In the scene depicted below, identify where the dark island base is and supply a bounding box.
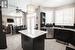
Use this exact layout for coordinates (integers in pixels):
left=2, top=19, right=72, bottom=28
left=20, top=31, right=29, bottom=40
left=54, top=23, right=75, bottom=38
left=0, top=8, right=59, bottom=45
left=21, top=34, right=46, bottom=50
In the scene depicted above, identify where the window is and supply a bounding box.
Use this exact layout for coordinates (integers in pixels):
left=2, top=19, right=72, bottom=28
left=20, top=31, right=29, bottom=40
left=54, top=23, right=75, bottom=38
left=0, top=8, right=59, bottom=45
left=45, top=11, right=53, bottom=24
left=55, top=7, right=74, bottom=26
left=55, top=9, right=64, bottom=25
left=14, top=17, right=23, bottom=26
left=1, top=0, right=8, bottom=8
left=63, top=8, right=74, bottom=26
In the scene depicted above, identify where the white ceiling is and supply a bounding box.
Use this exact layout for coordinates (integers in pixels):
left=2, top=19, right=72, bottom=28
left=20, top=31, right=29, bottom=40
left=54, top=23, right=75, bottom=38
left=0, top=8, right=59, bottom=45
left=31, top=0, right=75, bottom=7
left=2, top=0, right=75, bottom=16
left=8, top=0, right=75, bottom=9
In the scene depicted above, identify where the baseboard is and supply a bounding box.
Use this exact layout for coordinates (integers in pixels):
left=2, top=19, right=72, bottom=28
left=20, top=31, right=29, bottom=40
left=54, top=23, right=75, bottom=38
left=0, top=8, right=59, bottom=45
left=56, top=39, right=69, bottom=45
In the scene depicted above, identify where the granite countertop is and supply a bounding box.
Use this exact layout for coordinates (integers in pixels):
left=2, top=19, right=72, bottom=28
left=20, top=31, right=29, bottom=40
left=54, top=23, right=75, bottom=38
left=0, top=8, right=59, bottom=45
left=53, top=27, right=75, bottom=32
left=41, top=27, right=75, bottom=32
left=19, top=30, right=48, bottom=38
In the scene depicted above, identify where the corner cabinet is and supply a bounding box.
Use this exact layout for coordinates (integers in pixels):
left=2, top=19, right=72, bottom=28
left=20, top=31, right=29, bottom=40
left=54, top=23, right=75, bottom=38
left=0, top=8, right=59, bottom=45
left=40, top=12, right=46, bottom=27
left=21, top=34, right=46, bottom=50
left=40, top=12, right=46, bottom=31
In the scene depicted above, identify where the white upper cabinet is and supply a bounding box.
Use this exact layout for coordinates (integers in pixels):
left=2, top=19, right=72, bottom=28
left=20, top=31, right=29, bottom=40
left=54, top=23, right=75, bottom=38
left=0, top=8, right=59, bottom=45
left=55, top=7, right=74, bottom=26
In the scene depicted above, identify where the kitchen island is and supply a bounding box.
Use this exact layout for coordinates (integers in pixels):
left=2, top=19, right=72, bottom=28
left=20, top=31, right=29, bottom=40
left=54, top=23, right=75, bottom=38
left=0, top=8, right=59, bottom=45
left=19, top=30, right=47, bottom=50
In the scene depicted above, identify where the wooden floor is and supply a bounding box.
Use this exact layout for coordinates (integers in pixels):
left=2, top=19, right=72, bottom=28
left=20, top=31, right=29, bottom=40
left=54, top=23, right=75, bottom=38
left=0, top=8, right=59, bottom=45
left=0, top=34, right=66, bottom=50
left=0, top=34, right=23, bottom=50
left=45, top=39, right=66, bottom=50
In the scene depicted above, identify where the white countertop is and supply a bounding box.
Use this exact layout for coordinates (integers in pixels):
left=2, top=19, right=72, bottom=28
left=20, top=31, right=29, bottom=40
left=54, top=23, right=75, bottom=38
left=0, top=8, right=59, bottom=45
left=19, top=30, right=48, bottom=38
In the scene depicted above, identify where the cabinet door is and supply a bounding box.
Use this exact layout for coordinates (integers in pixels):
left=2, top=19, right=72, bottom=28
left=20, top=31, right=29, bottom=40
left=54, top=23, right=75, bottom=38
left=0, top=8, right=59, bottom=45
left=66, top=47, right=75, bottom=50
left=0, top=32, right=7, bottom=49
left=54, top=29, right=72, bottom=43
left=21, top=34, right=33, bottom=50
left=70, top=31, right=75, bottom=46
left=40, top=12, right=45, bottom=27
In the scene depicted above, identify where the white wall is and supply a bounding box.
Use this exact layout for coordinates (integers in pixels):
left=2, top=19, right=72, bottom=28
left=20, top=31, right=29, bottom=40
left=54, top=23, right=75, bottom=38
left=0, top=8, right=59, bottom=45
left=2, top=15, right=23, bottom=26
left=2, top=16, right=14, bottom=26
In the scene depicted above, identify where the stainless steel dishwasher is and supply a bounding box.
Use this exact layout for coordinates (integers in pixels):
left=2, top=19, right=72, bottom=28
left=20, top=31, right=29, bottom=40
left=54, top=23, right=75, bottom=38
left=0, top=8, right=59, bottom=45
left=46, top=27, right=54, bottom=38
